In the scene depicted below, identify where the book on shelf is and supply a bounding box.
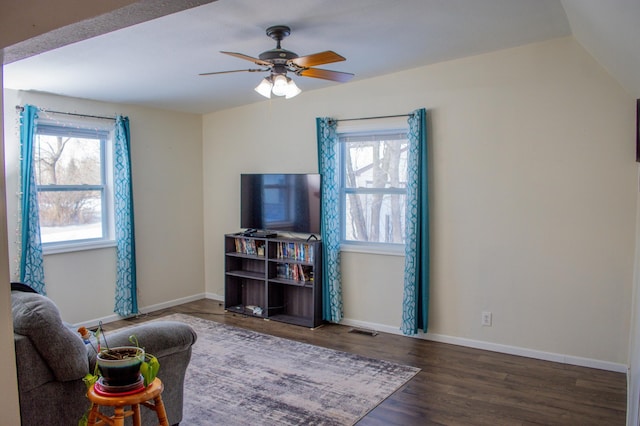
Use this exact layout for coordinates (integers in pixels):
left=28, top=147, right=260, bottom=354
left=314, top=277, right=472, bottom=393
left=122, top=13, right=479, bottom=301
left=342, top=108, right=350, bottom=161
left=276, top=263, right=312, bottom=282
left=234, top=238, right=265, bottom=256
left=275, top=241, right=314, bottom=262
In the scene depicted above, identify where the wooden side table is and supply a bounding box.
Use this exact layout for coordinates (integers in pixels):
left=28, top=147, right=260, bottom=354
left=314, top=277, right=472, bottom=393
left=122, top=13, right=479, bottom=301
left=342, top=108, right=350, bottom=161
left=86, top=377, right=169, bottom=426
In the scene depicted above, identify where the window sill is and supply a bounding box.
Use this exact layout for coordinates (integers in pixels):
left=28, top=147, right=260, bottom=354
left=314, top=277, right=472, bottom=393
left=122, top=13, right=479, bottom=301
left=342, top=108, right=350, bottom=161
left=340, top=243, right=405, bottom=257
left=43, top=239, right=116, bottom=255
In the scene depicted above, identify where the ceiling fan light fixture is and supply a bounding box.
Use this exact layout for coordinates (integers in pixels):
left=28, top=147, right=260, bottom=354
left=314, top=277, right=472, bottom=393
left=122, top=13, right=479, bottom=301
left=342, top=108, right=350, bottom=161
left=284, top=78, right=301, bottom=99
left=255, top=71, right=302, bottom=100
left=254, top=77, right=272, bottom=98
left=271, top=74, right=290, bottom=97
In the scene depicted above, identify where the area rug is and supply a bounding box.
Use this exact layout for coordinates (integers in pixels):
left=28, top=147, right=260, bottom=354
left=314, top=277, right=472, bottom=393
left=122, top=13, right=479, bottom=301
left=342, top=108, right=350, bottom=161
left=160, top=313, right=420, bottom=426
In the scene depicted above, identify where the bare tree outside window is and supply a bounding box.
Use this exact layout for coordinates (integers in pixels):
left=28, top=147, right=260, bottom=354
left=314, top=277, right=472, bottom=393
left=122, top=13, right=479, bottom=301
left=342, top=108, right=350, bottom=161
left=34, top=127, right=107, bottom=244
left=341, top=132, right=408, bottom=245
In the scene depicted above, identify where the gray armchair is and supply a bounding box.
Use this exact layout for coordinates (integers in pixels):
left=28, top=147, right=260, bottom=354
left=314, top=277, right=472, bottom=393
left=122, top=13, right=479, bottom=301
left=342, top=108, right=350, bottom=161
left=11, top=289, right=197, bottom=426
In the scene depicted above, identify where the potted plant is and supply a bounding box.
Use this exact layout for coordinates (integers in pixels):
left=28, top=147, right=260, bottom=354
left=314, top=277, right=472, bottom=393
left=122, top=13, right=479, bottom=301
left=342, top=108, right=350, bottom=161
left=96, top=345, right=145, bottom=387
left=77, top=325, right=160, bottom=425
left=77, top=325, right=160, bottom=389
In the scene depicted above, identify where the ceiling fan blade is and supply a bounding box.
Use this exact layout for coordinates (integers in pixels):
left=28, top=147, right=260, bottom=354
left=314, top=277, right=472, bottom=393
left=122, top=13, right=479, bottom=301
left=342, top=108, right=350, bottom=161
left=221, top=51, right=272, bottom=67
left=289, top=51, right=345, bottom=68
left=199, top=69, right=267, bottom=76
left=299, top=68, right=354, bottom=82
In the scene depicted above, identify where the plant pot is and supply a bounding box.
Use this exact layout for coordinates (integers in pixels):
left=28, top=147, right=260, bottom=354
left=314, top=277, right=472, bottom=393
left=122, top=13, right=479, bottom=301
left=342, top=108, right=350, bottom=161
left=96, top=346, right=144, bottom=387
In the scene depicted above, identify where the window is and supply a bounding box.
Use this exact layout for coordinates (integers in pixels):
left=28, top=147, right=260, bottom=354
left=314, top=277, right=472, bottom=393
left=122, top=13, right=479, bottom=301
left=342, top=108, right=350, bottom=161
left=339, top=130, right=409, bottom=246
left=34, top=123, right=114, bottom=249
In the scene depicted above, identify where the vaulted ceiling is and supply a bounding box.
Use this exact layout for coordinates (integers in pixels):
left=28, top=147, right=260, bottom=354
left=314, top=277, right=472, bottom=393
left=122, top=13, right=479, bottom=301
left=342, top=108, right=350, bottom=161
left=3, top=0, right=639, bottom=114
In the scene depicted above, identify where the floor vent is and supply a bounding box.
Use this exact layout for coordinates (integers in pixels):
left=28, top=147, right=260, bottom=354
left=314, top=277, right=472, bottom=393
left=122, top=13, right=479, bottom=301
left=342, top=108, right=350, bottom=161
left=348, top=327, right=378, bottom=337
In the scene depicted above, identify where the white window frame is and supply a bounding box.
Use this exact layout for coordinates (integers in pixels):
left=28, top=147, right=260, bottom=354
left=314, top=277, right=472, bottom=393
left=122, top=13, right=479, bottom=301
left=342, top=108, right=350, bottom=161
left=337, top=121, right=409, bottom=256
left=35, top=121, right=116, bottom=254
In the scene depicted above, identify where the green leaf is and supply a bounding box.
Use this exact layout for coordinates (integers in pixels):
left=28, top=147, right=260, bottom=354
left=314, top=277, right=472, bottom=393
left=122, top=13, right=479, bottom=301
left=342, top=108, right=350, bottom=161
left=82, top=373, right=99, bottom=390
left=141, top=355, right=160, bottom=386
left=79, top=402, right=94, bottom=426
left=78, top=412, right=88, bottom=426
left=128, top=334, right=140, bottom=347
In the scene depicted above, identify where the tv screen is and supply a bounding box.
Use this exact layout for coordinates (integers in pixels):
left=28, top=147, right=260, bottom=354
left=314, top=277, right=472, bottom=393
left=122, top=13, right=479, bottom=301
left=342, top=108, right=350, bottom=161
left=241, top=173, right=321, bottom=235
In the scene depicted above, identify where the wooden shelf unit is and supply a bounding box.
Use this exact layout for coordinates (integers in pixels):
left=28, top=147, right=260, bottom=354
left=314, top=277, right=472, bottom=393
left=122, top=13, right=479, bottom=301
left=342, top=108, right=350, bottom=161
left=224, top=234, right=323, bottom=328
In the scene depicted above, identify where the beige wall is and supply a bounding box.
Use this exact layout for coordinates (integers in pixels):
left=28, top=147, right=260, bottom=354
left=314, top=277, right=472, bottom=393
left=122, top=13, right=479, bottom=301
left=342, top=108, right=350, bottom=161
left=3, top=89, right=205, bottom=324
left=0, top=62, right=21, bottom=426
left=203, top=37, right=636, bottom=366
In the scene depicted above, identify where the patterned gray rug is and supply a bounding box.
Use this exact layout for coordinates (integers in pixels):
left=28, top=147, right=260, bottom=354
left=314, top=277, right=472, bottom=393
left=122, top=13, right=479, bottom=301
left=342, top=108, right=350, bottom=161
left=161, top=314, right=420, bottom=426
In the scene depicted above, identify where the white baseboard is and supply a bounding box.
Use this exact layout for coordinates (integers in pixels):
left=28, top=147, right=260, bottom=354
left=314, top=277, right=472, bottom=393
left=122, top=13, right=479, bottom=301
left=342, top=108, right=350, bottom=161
left=204, top=292, right=224, bottom=301
left=339, top=317, right=628, bottom=374
left=76, top=295, right=627, bottom=374
left=75, top=293, right=208, bottom=328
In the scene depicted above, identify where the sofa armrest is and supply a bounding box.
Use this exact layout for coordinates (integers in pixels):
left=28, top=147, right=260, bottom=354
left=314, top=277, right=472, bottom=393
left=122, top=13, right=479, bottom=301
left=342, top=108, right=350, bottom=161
left=88, top=320, right=197, bottom=363
left=85, top=320, right=196, bottom=425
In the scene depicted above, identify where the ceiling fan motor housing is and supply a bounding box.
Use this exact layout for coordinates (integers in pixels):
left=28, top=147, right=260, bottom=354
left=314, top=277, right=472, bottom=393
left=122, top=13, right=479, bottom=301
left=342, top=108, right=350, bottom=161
left=259, top=48, right=298, bottom=63
left=259, top=25, right=299, bottom=67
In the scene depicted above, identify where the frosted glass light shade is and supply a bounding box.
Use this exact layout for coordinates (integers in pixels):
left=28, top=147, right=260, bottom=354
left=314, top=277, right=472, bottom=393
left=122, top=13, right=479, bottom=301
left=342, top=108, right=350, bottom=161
left=254, top=78, right=272, bottom=98
left=255, top=75, right=301, bottom=99
left=271, top=75, right=289, bottom=96
left=285, top=79, right=301, bottom=99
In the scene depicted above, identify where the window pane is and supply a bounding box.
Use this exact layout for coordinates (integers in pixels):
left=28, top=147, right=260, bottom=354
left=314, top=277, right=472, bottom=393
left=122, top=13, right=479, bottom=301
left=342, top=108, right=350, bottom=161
left=345, top=193, right=406, bottom=244
left=34, top=135, right=102, bottom=185
left=340, top=131, right=409, bottom=246
left=343, top=139, right=408, bottom=189
left=38, top=190, right=103, bottom=243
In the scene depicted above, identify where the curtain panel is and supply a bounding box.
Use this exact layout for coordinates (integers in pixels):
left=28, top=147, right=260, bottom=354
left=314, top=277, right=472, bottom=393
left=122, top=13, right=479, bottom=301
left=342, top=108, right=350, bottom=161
left=316, top=111, right=429, bottom=330
left=316, top=117, right=344, bottom=322
left=19, top=104, right=46, bottom=294
left=401, top=108, right=430, bottom=334
left=113, top=116, right=138, bottom=316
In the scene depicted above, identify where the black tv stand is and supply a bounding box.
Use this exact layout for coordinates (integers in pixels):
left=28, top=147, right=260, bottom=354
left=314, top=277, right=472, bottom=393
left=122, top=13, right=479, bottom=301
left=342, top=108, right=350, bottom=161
left=225, top=233, right=323, bottom=328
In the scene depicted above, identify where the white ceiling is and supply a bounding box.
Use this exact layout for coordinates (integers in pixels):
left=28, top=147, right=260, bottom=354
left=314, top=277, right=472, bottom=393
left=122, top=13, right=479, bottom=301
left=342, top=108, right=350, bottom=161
left=3, top=0, right=638, bottom=114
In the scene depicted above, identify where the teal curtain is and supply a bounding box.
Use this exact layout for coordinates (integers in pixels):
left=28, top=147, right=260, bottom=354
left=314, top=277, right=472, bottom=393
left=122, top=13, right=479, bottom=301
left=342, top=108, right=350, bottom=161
left=401, top=108, right=430, bottom=334
left=19, top=105, right=46, bottom=294
left=316, top=117, right=343, bottom=322
left=113, top=116, right=138, bottom=316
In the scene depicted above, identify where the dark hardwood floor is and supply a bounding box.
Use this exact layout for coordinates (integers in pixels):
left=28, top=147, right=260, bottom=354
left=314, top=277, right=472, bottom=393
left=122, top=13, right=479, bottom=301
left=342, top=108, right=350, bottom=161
left=106, top=299, right=627, bottom=425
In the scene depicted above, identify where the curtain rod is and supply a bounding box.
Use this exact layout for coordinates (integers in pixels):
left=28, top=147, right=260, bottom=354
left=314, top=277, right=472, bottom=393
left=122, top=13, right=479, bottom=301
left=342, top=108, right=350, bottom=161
left=329, top=113, right=414, bottom=124
left=15, top=105, right=115, bottom=121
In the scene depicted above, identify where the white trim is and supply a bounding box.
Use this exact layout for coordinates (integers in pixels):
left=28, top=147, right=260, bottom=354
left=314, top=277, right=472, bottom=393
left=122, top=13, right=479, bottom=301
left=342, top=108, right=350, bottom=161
left=44, top=239, right=116, bottom=255
left=336, top=116, right=408, bottom=133
left=74, top=294, right=626, bottom=374
left=204, top=292, right=224, bottom=301
left=72, top=292, right=206, bottom=328
left=339, top=317, right=628, bottom=373
left=340, top=243, right=405, bottom=256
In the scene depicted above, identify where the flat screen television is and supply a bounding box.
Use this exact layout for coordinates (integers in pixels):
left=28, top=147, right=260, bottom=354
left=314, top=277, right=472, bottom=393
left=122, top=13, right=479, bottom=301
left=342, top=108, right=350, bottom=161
left=241, top=173, right=321, bottom=235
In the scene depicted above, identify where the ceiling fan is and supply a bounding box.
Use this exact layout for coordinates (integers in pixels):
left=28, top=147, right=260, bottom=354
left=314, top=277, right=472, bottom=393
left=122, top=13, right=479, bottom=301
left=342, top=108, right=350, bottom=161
left=199, top=25, right=354, bottom=99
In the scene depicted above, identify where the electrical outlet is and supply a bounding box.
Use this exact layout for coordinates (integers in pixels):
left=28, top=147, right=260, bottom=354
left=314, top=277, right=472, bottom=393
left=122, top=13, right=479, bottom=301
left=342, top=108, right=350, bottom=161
left=482, top=311, right=492, bottom=327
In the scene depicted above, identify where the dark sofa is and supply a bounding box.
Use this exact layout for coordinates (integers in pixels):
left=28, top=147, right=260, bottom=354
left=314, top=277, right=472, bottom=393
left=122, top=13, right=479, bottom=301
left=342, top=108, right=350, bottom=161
left=11, top=289, right=197, bottom=425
